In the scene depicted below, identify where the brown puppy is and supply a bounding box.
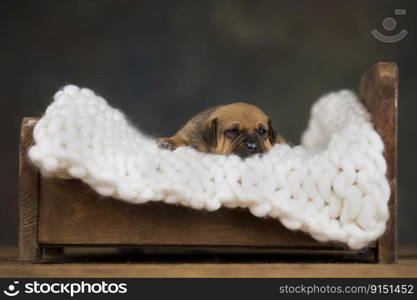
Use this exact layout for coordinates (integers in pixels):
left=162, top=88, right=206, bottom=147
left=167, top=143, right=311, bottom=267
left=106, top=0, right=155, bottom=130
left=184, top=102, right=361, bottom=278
left=159, top=102, right=285, bottom=158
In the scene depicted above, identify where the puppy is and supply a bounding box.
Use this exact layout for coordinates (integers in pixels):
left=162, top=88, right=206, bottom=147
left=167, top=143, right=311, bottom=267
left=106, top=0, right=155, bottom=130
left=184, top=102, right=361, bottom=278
left=159, top=102, right=285, bottom=158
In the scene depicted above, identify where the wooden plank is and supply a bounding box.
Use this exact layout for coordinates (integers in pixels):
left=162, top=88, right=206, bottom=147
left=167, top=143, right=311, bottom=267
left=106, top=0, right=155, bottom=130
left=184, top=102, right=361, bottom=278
left=18, top=118, right=41, bottom=261
left=3, top=247, right=416, bottom=277
left=359, top=62, right=398, bottom=263
left=0, top=259, right=416, bottom=278
left=39, top=177, right=355, bottom=250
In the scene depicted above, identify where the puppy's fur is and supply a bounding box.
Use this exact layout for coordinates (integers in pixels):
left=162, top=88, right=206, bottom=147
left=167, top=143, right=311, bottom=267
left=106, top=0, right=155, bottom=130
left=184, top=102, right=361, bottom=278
left=159, top=102, right=285, bottom=158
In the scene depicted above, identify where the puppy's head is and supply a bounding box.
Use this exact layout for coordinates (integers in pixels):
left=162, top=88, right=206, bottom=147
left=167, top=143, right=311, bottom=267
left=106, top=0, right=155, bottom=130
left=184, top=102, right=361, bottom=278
left=203, top=102, right=278, bottom=158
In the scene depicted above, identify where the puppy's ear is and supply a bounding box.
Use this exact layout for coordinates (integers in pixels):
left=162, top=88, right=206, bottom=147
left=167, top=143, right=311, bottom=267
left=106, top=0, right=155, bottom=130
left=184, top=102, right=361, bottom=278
left=203, top=117, right=218, bottom=148
left=267, top=119, right=277, bottom=144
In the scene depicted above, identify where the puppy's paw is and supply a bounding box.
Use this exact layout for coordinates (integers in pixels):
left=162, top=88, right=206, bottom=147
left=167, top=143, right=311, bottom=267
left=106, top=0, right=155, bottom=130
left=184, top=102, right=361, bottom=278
left=157, top=138, right=177, bottom=151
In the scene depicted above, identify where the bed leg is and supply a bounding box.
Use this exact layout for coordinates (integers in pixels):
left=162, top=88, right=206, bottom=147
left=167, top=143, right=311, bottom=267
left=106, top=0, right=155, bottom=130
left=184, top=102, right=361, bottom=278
left=359, top=62, right=398, bottom=263
left=19, top=118, right=41, bottom=262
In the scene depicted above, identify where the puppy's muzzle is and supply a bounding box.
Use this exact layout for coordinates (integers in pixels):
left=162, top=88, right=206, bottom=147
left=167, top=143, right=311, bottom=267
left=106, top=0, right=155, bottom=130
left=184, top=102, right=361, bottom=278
left=233, top=135, right=265, bottom=158
left=244, top=136, right=259, bottom=154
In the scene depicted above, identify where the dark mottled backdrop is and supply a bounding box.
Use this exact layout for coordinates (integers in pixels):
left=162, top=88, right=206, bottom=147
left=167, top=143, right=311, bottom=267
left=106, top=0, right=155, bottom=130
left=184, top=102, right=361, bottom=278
left=1, top=0, right=416, bottom=246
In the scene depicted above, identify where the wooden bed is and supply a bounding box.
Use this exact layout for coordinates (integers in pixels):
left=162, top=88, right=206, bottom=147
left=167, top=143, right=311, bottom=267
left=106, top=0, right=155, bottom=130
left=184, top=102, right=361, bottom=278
left=18, top=62, right=398, bottom=263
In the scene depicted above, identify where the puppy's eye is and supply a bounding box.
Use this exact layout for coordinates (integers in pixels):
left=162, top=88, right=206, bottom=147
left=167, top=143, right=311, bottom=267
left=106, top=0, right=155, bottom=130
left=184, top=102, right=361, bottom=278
left=257, top=128, right=268, bottom=136
left=224, top=128, right=239, bottom=138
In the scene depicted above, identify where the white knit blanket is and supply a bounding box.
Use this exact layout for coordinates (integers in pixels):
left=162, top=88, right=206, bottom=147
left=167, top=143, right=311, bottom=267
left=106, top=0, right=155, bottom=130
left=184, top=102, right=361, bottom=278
left=29, top=85, right=390, bottom=249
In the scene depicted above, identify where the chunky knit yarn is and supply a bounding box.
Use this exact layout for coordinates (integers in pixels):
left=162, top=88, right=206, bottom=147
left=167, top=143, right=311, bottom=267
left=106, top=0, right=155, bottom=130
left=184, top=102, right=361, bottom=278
left=29, top=85, right=390, bottom=249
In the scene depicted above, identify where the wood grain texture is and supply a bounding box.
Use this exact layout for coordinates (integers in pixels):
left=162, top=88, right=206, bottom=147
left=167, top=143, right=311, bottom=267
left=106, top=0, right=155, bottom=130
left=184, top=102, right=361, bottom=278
left=1, top=259, right=416, bottom=278
left=39, top=177, right=360, bottom=249
left=3, top=247, right=416, bottom=277
left=359, top=62, right=398, bottom=263
left=18, top=118, right=41, bottom=261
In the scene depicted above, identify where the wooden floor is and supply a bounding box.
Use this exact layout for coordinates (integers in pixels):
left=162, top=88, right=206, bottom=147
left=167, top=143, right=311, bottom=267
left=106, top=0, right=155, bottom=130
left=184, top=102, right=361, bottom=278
left=0, top=247, right=416, bottom=278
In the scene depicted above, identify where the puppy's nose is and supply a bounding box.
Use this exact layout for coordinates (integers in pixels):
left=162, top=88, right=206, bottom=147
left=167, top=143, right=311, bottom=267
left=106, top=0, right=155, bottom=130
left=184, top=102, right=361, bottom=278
left=246, top=142, right=258, bottom=152
left=244, top=135, right=259, bottom=153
